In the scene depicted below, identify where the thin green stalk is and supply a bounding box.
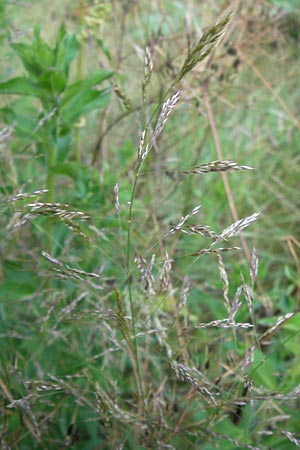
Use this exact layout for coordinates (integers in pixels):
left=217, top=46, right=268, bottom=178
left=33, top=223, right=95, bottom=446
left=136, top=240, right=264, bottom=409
left=125, top=163, right=145, bottom=370
left=125, top=85, right=179, bottom=445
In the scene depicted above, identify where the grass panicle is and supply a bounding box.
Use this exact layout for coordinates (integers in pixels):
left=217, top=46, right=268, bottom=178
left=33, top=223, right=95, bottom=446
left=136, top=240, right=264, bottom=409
left=175, top=12, right=233, bottom=84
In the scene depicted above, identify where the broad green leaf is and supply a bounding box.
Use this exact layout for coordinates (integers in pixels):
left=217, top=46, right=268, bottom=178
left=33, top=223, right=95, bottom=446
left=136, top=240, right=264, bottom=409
left=11, top=26, right=55, bottom=79
left=61, top=70, right=113, bottom=105
left=60, top=89, right=110, bottom=124
left=0, top=76, right=45, bottom=97
left=32, top=25, right=55, bottom=69
left=50, top=162, right=81, bottom=182
left=55, top=22, right=67, bottom=50
left=50, top=70, right=68, bottom=94
left=38, top=68, right=67, bottom=95
left=56, top=33, right=79, bottom=76
left=10, top=43, right=43, bottom=77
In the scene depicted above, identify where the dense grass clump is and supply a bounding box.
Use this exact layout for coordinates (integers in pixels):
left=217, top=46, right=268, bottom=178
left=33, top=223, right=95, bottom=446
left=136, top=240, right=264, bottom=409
left=1, top=1, right=300, bottom=449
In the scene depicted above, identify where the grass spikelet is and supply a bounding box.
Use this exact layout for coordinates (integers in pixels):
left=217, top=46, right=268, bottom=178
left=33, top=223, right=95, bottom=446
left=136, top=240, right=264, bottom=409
left=174, top=223, right=218, bottom=238
left=11, top=202, right=90, bottom=239
left=258, top=312, right=295, bottom=348
left=7, top=395, right=40, bottom=439
left=56, top=292, right=87, bottom=321
left=218, top=212, right=260, bottom=241
left=134, top=254, right=156, bottom=296
left=242, top=280, right=254, bottom=324
left=250, top=247, right=259, bottom=287
left=150, top=91, right=180, bottom=148
left=183, top=160, right=253, bottom=175
left=95, top=384, right=134, bottom=423
left=170, top=361, right=217, bottom=405
left=159, top=251, right=173, bottom=293
left=190, top=319, right=253, bottom=329
left=166, top=204, right=201, bottom=236
left=175, top=13, right=233, bottom=83
left=217, top=254, right=230, bottom=313
left=137, top=130, right=146, bottom=160
left=41, top=251, right=102, bottom=282
left=142, top=46, right=153, bottom=103
left=177, top=276, right=190, bottom=312
left=191, top=246, right=240, bottom=256
left=3, top=189, right=48, bottom=204
left=280, top=430, right=300, bottom=446
left=113, top=182, right=120, bottom=214
left=111, top=78, right=133, bottom=112
left=227, top=285, right=242, bottom=323
left=153, top=315, right=173, bottom=359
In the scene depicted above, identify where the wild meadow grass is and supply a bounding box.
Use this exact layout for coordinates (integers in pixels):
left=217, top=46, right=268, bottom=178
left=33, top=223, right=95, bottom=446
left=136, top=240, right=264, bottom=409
left=1, top=1, right=300, bottom=449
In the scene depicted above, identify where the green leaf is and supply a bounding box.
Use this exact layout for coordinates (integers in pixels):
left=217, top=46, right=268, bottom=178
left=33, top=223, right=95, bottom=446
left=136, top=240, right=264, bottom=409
left=11, top=26, right=55, bottom=79
left=60, top=89, right=110, bottom=124
left=10, top=43, right=43, bottom=77
left=0, top=76, right=45, bottom=97
left=55, top=23, right=67, bottom=50
left=56, top=33, right=79, bottom=76
left=50, top=162, right=81, bottom=182
left=32, top=25, right=55, bottom=69
left=38, top=68, right=67, bottom=95
left=59, top=70, right=113, bottom=123
left=61, top=70, right=113, bottom=105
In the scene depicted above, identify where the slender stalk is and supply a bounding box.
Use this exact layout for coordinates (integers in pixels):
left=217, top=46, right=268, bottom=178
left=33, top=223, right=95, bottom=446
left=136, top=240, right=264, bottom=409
left=126, top=159, right=157, bottom=447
